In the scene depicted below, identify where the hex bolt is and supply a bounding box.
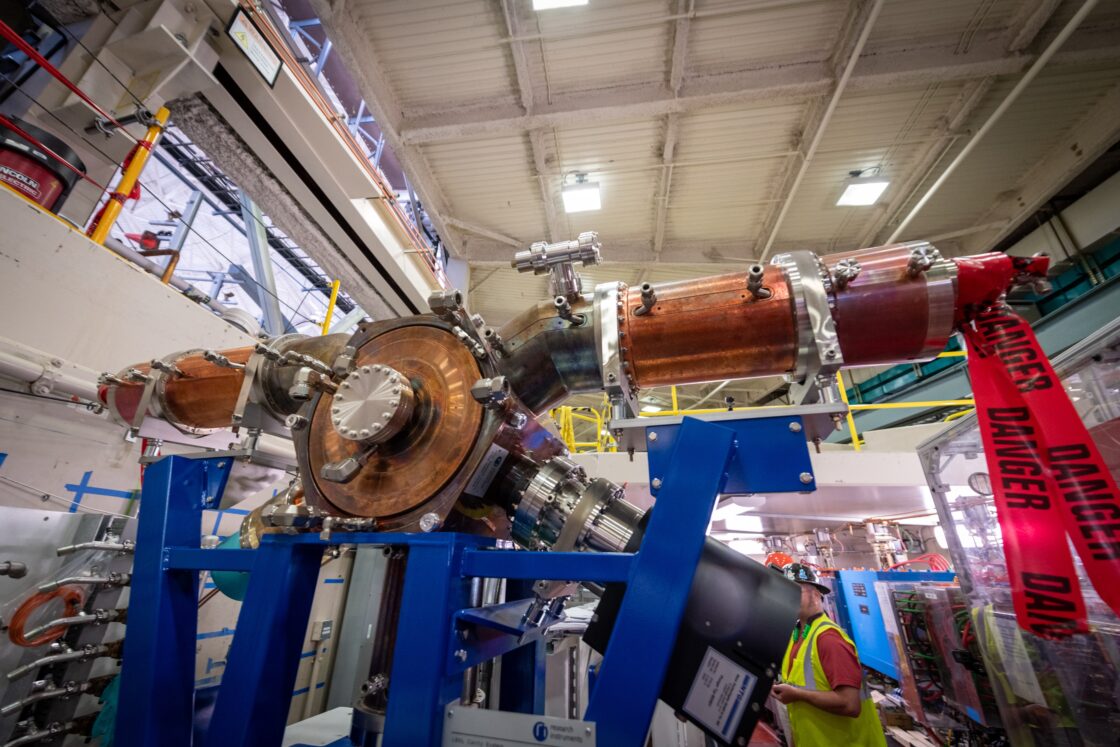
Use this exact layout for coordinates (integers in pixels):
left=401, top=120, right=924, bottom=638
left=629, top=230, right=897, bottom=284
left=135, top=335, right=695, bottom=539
left=470, top=376, right=510, bottom=408
left=648, top=431, right=658, bottom=441
left=285, top=414, right=308, bottom=430
left=454, top=649, right=467, bottom=662
left=419, top=512, right=441, bottom=533
left=651, top=477, right=663, bottom=489
left=799, top=472, right=813, bottom=484
left=788, top=421, right=802, bottom=433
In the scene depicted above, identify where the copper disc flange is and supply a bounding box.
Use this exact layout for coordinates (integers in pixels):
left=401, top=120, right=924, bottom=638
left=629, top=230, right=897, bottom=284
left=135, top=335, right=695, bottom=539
left=299, top=321, right=486, bottom=525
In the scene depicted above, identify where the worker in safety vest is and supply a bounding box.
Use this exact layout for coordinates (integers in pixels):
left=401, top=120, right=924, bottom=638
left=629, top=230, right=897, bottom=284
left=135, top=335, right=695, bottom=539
left=770, top=563, right=886, bottom=747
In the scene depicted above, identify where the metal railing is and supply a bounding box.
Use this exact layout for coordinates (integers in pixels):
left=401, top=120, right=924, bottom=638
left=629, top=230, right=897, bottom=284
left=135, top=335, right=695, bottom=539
left=549, top=350, right=976, bottom=453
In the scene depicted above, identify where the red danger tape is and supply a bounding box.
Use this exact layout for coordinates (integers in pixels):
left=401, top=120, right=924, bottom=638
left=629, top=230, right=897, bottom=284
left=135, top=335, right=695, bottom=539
left=963, top=306, right=1120, bottom=638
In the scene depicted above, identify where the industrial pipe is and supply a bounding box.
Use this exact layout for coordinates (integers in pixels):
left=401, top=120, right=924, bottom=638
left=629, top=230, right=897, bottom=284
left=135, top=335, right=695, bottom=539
left=102, top=334, right=350, bottom=433
left=6, top=641, right=121, bottom=682
left=99, top=241, right=1044, bottom=530
left=102, top=238, right=227, bottom=313
left=0, top=350, right=100, bottom=402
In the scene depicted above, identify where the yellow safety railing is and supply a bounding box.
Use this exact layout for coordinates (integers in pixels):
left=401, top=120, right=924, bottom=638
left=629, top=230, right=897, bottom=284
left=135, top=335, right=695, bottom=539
left=549, top=405, right=617, bottom=453
left=603, top=348, right=974, bottom=451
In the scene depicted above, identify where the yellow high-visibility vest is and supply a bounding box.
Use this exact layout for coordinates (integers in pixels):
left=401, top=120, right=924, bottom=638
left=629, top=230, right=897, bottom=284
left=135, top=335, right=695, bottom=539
left=780, top=615, right=887, bottom=747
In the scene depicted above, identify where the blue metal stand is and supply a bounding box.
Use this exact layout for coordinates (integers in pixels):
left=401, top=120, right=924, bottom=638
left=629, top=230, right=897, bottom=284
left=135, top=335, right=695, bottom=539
left=114, top=416, right=812, bottom=746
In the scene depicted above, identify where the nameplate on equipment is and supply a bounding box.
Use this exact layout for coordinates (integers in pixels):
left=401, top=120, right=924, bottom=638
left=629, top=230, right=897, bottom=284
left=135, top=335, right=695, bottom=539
left=463, top=444, right=509, bottom=497
left=682, top=647, right=756, bottom=741
left=442, top=704, right=595, bottom=747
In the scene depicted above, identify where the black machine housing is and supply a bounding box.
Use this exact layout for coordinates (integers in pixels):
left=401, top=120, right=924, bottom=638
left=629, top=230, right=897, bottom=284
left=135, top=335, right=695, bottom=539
left=584, top=523, right=799, bottom=745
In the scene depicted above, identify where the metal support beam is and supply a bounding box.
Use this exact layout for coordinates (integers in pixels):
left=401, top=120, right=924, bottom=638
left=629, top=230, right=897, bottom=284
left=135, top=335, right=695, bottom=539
left=167, top=190, right=202, bottom=253
left=332, top=306, right=368, bottom=333
left=309, top=0, right=461, bottom=258
left=652, top=114, right=680, bottom=262
left=500, top=0, right=566, bottom=243
left=240, top=191, right=287, bottom=336
left=444, top=218, right=523, bottom=248
left=529, top=129, right=567, bottom=242
left=758, top=0, right=884, bottom=261
left=312, top=38, right=332, bottom=76
left=962, top=80, right=1120, bottom=255
left=397, top=30, right=1120, bottom=145
left=855, top=78, right=992, bottom=248
left=886, top=0, right=1101, bottom=244
left=349, top=99, right=366, bottom=134
left=652, top=1, right=690, bottom=262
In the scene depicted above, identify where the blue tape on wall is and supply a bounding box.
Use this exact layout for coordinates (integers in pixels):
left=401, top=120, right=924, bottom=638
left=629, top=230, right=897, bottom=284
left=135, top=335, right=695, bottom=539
left=64, top=471, right=138, bottom=513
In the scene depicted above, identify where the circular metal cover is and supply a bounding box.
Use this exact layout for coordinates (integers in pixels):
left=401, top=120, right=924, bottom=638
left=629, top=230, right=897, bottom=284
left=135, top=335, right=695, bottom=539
left=301, top=322, right=486, bottom=523
left=330, top=364, right=415, bottom=443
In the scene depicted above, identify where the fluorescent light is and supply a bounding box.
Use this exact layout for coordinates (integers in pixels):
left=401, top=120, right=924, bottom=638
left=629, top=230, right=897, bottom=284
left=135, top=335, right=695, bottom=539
left=533, top=0, right=588, bottom=9
left=640, top=404, right=662, bottom=413
left=562, top=180, right=601, bottom=213
left=725, top=515, right=764, bottom=533
left=836, top=177, right=889, bottom=206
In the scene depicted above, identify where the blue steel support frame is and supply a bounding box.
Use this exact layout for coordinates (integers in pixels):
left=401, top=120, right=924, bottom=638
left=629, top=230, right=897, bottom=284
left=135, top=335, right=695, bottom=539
left=116, top=455, right=233, bottom=747
left=116, top=415, right=810, bottom=747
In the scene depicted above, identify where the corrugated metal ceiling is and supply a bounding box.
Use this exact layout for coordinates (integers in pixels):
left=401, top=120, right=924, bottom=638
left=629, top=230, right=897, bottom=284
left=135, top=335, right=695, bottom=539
left=338, top=0, right=1120, bottom=326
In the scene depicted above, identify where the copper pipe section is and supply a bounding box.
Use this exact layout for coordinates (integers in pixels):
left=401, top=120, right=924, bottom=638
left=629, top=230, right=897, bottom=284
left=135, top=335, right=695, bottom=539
left=821, top=242, right=956, bottom=366
left=620, top=266, right=798, bottom=388
left=615, top=244, right=1040, bottom=391
left=102, top=334, right=350, bottom=432
left=106, top=345, right=255, bottom=431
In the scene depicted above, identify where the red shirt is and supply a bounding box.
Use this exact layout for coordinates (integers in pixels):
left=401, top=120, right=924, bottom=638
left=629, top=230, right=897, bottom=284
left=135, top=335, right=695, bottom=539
left=785, top=616, right=863, bottom=691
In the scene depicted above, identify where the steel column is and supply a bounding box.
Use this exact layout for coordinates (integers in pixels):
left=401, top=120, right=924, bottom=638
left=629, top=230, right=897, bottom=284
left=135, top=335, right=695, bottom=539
left=239, top=191, right=286, bottom=335
left=167, top=190, right=203, bottom=253
left=382, top=536, right=482, bottom=745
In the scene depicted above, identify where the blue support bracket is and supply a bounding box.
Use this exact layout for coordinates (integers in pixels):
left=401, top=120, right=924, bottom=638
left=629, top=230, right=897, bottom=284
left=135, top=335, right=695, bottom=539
left=164, top=547, right=256, bottom=572
left=460, top=549, right=634, bottom=582
left=585, top=417, right=737, bottom=746
left=646, top=414, right=814, bottom=495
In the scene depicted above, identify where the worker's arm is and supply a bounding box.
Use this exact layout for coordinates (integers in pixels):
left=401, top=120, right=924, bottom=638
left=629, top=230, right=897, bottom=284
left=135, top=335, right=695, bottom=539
left=771, top=683, right=862, bottom=718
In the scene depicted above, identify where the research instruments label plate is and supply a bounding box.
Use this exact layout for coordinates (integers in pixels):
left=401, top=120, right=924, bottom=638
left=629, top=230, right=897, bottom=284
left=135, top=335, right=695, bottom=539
left=443, top=704, right=595, bottom=746
left=682, top=647, right=756, bottom=741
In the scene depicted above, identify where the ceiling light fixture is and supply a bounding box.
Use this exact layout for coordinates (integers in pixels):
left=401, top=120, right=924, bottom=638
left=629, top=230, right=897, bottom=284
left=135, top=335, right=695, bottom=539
left=837, top=172, right=889, bottom=207
left=533, top=0, right=589, bottom=10
left=562, top=173, right=601, bottom=213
